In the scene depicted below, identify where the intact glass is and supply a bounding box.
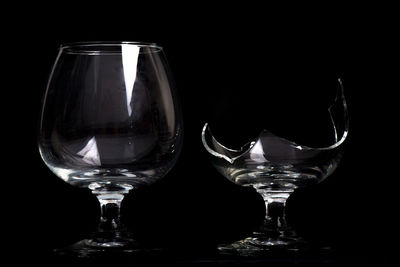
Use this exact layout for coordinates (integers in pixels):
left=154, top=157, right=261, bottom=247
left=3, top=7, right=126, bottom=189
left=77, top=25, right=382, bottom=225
left=38, top=42, right=183, bottom=255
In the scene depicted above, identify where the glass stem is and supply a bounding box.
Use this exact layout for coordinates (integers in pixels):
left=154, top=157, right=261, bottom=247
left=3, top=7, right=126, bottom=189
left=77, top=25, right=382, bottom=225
left=95, top=193, right=125, bottom=235
left=84, top=183, right=135, bottom=247
left=255, top=189, right=292, bottom=236
left=89, top=182, right=133, bottom=239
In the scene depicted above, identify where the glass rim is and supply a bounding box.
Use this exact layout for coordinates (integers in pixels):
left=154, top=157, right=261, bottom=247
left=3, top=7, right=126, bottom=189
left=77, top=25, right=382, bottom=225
left=60, top=41, right=163, bottom=55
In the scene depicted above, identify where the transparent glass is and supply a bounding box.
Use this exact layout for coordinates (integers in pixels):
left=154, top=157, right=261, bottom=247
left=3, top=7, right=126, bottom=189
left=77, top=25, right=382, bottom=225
left=201, top=78, right=348, bottom=255
left=38, top=41, right=183, bottom=255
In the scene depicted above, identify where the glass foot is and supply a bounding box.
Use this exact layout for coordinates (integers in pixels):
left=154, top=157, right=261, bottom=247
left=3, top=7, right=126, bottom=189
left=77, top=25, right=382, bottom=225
left=54, top=239, right=133, bottom=258
left=219, top=236, right=301, bottom=257
left=218, top=232, right=331, bottom=258
left=53, top=236, right=164, bottom=259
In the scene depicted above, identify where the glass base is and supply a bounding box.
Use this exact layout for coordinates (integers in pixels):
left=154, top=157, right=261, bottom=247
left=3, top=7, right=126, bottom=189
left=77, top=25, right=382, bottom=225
left=54, top=239, right=133, bottom=258
left=53, top=236, right=164, bottom=259
left=218, top=231, right=330, bottom=257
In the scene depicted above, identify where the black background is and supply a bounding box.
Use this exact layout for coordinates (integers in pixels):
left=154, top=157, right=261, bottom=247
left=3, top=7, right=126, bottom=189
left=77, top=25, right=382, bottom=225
left=3, top=3, right=397, bottom=265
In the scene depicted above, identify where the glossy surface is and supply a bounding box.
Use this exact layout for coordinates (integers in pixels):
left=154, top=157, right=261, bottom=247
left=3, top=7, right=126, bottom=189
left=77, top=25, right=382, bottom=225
left=39, top=42, right=183, bottom=191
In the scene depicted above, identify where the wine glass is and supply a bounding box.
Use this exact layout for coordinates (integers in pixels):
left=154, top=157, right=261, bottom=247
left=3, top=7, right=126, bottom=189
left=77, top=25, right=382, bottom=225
left=201, top=78, right=349, bottom=255
left=38, top=41, right=183, bottom=256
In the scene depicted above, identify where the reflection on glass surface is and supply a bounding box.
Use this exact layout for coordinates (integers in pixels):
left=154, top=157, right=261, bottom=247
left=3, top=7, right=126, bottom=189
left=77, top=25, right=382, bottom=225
left=121, top=44, right=139, bottom=116
left=77, top=136, right=101, bottom=166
